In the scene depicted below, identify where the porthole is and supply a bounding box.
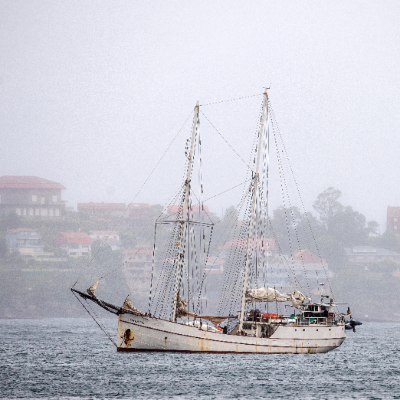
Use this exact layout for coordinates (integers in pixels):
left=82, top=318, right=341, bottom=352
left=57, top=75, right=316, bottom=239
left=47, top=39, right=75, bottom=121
left=329, top=328, right=331, bottom=331
left=295, top=329, right=297, bottom=331
left=303, top=329, right=305, bottom=331
left=316, top=329, right=318, bottom=331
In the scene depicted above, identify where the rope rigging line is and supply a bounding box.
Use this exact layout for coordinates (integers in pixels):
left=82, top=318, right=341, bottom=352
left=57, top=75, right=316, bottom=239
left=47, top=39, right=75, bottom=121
left=200, top=92, right=263, bottom=107
left=200, top=109, right=252, bottom=170
left=72, top=290, right=117, bottom=347
left=269, top=102, right=334, bottom=298
left=72, top=110, right=193, bottom=290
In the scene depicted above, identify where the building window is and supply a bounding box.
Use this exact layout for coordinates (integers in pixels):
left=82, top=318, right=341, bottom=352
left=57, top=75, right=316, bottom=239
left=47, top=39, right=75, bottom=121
left=55, top=208, right=60, bottom=216
left=35, top=208, right=39, bottom=216
left=395, top=226, right=398, bottom=230
left=40, top=197, right=45, bottom=204
left=395, top=218, right=398, bottom=222
left=16, top=208, right=21, bottom=216
left=32, top=195, right=37, bottom=202
left=23, top=208, right=26, bottom=216
left=49, top=209, right=54, bottom=217
left=29, top=209, right=33, bottom=216
left=52, top=195, right=58, bottom=202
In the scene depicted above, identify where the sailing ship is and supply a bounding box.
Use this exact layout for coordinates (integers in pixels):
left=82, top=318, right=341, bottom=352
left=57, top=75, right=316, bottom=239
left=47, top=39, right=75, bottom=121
left=72, top=89, right=348, bottom=354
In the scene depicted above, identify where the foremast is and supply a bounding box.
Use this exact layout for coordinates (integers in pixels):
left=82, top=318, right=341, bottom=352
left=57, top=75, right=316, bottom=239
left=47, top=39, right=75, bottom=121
left=238, top=89, right=269, bottom=333
left=171, top=101, right=200, bottom=322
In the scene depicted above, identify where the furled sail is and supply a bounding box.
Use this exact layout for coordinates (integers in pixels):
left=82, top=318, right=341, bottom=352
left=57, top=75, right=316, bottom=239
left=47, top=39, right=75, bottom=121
left=87, top=279, right=100, bottom=297
left=176, top=294, right=189, bottom=316
left=122, top=296, right=145, bottom=315
left=290, top=289, right=308, bottom=308
left=245, top=287, right=307, bottom=307
left=246, top=287, right=290, bottom=302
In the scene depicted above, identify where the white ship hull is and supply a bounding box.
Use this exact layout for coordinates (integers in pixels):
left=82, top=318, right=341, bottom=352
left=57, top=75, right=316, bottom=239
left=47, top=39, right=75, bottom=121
left=117, top=314, right=346, bottom=354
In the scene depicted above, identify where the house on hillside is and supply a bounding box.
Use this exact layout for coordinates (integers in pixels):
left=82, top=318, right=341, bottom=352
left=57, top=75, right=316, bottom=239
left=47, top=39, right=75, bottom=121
left=290, top=249, right=330, bottom=279
left=54, top=232, right=92, bottom=257
left=123, top=248, right=153, bottom=276
left=0, top=176, right=65, bottom=218
left=387, top=207, right=400, bottom=235
left=6, top=228, right=44, bottom=255
left=345, top=246, right=400, bottom=264
left=89, top=230, right=122, bottom=251
left=204, top=256, right=225, bottom=274
left=77, top=202, right=126, bottom=217
left=218, top=238, right=277, bottom=260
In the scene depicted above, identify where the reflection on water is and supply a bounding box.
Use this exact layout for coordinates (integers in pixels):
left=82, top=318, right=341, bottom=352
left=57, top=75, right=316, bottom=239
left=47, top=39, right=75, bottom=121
left=0, top=318, right=399, bottom=399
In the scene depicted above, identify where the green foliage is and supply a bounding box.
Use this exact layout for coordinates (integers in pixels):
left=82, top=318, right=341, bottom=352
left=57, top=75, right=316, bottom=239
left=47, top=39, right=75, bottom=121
left=332, top=261, right=400, bottom=320
left=313, top=187, right=344, bottom=224
left=213, top=206, right=237, bottom=243
left=0, top=212, right=21, bottom=233
left=311, top=187, right=379, bottom=268
left=0, top=237, right=7, bottom=258
left=369, top=230, right=400, bottom=253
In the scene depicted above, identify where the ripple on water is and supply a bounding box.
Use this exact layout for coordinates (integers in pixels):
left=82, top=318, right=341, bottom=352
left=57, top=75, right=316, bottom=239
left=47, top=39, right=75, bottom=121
left=0, top=319, right=399, bottom=399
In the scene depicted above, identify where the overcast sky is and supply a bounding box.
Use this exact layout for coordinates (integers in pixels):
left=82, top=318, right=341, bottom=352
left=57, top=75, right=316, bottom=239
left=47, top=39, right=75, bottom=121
left=1, top=1, right=399, bottom=231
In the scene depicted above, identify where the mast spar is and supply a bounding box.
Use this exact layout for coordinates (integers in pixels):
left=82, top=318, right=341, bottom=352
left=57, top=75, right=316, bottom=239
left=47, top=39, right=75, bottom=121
left=238, top=89, right=269, bottom=333
left=171, top=101, right=199, bottom=322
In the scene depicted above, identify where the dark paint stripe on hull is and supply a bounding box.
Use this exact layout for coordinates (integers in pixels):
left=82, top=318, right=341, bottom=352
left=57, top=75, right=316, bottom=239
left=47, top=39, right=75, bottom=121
left=117, top=347, right=338, bottom=354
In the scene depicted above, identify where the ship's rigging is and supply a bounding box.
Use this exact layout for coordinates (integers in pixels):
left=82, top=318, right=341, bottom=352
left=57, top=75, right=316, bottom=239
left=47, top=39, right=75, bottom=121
left=71, top=88, right=348, bottom=354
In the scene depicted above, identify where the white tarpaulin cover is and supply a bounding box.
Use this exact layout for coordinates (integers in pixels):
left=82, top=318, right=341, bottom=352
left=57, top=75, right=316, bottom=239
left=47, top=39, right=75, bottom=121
left=245, top=287, right=307, bottom=307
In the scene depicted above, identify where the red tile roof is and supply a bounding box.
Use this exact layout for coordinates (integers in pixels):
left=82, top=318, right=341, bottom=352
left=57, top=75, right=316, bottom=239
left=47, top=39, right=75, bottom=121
left=54, top=232, right=92, bottom=245
left=293, top=249, right=326, bottom=263
left=0, top=176, right=65, bottom=189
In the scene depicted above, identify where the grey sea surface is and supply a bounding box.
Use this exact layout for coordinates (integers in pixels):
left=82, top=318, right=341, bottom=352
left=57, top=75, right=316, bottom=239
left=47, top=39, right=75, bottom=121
left=0, top=318, right=399, bottom=399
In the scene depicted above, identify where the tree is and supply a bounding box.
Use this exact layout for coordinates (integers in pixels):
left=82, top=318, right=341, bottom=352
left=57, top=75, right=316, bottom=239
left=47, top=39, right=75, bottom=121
left=313, top=187, right=344, bottom=225
left=328, top=206, right=369, bottom=247
left=0, top=213, right=21, bottom=233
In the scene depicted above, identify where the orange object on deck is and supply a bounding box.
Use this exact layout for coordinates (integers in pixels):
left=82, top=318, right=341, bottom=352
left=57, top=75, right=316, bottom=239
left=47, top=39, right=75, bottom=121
left=261, top=313, right=278, bottom=319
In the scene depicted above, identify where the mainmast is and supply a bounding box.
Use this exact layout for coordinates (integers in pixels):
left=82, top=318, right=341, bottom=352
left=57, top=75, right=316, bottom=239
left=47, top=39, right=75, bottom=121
left=238, top=89, right=269, bottom=333
left=171, top=101, right=200, bottom=322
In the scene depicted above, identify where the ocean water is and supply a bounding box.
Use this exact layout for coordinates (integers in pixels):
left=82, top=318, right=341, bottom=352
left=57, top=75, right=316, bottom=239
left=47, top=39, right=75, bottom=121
left=0, top=318, right=399, bottom=399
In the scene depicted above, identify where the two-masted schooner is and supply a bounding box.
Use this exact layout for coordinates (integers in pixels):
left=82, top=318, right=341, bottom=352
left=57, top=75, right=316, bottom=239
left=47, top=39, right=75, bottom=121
left=72, top=89, right=348, bottom=353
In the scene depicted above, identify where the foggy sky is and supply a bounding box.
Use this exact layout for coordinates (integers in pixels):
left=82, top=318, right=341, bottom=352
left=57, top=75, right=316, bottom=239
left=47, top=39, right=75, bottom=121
left=1, top=1, right=399, bottom=231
